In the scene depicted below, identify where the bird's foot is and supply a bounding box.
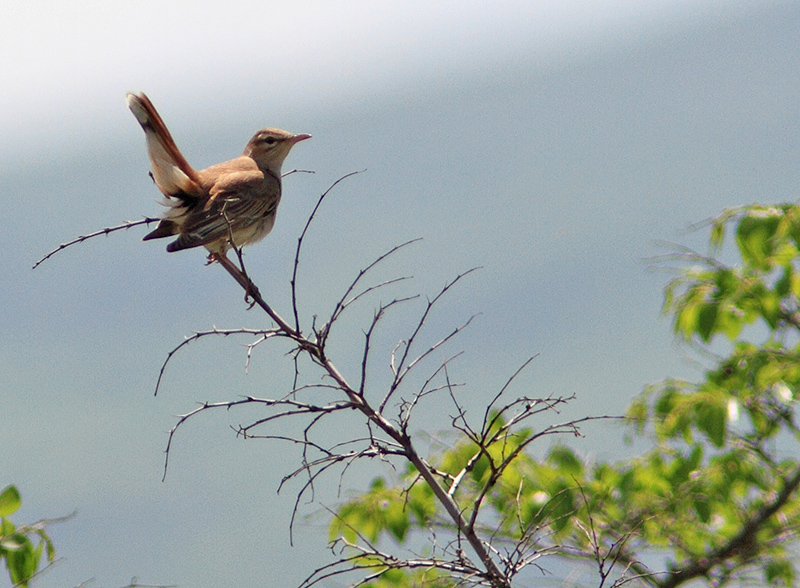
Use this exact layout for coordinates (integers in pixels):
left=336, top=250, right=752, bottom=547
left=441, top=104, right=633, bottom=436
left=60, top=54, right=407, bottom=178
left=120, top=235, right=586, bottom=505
left=244, top=282, right=261, bottom=308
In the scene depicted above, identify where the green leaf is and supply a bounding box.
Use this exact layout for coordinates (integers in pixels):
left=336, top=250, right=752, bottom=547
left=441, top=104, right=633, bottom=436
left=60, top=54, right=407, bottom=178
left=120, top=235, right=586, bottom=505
left=759, top=290, right=780, bottom=329
left=765, top=557, right=794, bottom=586
left=696, top=303, right=719, bottom=342
left=1, top=517, right=16, bottom=536
left=667, top=446, right=702, bottom=485
left=384, top=501, right=409, bottom=542
left=654, top=387, right=678, bottom=417
left=713, top=268, right=739, bottom=298
left=625, top=397, right=648, bottom=433
left=695, top=399, right=726, bottom=448
left=693, top=496, right=711, bottom=523
left=710, top=220, right=725, bottom=251
left=329, top=481, right=412, bottom=545
left=406, top=482, right=435, bottom=525
left=687, top=443, right=703, bottom=470
left=4, top=535, right=36, bottom=585
left=787, top=206, right=800, bottom=249
left=736, top=212, right=780, bottom=270
left=0, top=485, right=21, bottom=517
left=547, top=446, right=582, bottom=476
left=775, top=266, right=791, bottom=297
left=715, top=307, right=743, bottom=340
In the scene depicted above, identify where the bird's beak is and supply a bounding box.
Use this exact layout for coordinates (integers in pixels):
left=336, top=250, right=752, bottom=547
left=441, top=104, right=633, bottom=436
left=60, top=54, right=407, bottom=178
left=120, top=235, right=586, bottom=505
left=292, top=133, right=312, bottom=143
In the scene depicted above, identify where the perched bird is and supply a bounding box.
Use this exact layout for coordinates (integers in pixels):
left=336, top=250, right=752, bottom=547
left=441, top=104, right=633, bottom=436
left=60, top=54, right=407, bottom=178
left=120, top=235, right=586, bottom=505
left=126, top=92, right=310, bottom=260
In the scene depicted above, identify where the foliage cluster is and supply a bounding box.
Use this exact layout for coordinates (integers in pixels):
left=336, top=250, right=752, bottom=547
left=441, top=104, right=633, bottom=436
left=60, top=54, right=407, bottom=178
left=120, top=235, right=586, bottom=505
left=0, top=485, right=56, bottom=588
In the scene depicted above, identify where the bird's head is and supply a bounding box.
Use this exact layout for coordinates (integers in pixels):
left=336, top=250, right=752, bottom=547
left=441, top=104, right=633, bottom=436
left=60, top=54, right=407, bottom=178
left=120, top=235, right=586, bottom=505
left=245, top=128, right=311, bottom=174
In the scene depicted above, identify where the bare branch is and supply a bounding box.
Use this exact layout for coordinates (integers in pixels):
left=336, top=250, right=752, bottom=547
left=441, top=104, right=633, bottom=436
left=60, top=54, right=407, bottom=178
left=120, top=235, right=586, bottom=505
left=321, top=238, right=423, bottom=344
left=299, top=536, right=489, bottom=588
left=397, top=353, right=465, bottom=425
left=291, top=170, right=366, bottom=331
left=390, top=314, right=477, bottom=409
left=282, top=169, right=315, bottom=178
left=153, top=327, right=280, bottom=396
left=468, top=413, right=618, bottom=535
left=148, top=211, right=524, bottom=588
left=359, top=296, right=420, bottom=398
left=481, top=355, right=540, bottom=436
left=339, top=276, right=415, bottom=314
left=388, top=268, right=481, bottom=398
left=286, top=445, right=379, bottom=544
left=213, top=254, right=300, bottom=335
left=236, top=399, right=354, bottom=436
left=32, top=217, right=159, bottom=269
left=163, top=393, right=351, bottom=481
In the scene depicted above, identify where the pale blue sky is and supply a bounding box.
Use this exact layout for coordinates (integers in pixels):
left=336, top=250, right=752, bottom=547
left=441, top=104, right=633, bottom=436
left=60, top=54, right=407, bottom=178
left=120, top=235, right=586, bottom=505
left=3, top=2, right=799, bottom=587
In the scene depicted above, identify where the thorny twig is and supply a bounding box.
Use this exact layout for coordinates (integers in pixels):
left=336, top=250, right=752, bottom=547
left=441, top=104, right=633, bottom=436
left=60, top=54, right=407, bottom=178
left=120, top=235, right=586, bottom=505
left=32, top=217, right=160, bottom=269
left=291, top=170, right=366, bottom=332
left=154, top=327, right=280, bottom=396
left=158, top=227, right=520, bottom=586
left=41, top=172, right=604, bottom=588
left=319, top=238, right=422, bottom=345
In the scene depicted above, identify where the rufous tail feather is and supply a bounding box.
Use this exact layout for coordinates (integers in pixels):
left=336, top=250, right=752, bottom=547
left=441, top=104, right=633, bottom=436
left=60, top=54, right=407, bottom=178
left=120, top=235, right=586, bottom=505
left=126, top=92, right=201, bottom=198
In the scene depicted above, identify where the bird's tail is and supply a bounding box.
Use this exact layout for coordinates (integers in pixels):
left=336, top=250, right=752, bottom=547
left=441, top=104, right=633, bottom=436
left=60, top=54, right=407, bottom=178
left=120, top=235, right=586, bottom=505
left=126, top=92, right=201, bottom=198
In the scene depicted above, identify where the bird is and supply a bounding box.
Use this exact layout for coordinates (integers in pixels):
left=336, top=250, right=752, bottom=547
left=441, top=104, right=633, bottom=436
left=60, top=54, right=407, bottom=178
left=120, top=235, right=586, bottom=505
left=126, top=92, right=310, bottom=263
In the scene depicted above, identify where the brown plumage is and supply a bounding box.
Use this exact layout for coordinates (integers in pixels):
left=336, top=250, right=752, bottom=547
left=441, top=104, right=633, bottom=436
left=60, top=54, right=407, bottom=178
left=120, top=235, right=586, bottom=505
left=126, top=92, right=310, bottom=257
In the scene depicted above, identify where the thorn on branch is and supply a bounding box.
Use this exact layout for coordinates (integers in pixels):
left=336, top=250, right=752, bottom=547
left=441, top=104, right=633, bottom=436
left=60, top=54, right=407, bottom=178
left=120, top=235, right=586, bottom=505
left=33, top=217, right=160, bottom=269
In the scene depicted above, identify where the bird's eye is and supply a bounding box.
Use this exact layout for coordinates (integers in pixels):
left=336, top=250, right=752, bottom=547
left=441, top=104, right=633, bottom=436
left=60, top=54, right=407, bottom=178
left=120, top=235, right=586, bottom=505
left=263, top=136, right=278, bottom=145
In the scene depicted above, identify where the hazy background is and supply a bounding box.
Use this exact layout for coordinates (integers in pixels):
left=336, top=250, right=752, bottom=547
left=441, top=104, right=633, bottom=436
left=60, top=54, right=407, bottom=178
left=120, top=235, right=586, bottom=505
left=3, top=1, right=799, bottom=586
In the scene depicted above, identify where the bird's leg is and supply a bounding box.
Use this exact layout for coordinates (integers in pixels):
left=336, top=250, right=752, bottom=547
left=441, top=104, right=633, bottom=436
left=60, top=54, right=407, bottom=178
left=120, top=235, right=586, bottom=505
left=231, top=242, right=248, bottom=277
left=213, top=253, right=260, bottom=306
left=230, top=244, right=258, bottom=306
left=216, top=204, right=257, bottom=304
left=211, top=253, right=299, bottom=336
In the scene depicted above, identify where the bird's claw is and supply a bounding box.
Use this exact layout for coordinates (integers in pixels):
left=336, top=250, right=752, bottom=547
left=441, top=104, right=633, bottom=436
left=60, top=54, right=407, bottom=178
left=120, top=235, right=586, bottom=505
left=244, top=283, right=260, bottom=309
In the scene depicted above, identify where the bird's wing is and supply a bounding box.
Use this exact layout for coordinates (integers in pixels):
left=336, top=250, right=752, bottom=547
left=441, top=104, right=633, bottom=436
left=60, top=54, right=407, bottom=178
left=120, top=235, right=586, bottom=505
left=126, top=92, right=202, bottom=198
left=166, top=170, right=279, bottom=251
